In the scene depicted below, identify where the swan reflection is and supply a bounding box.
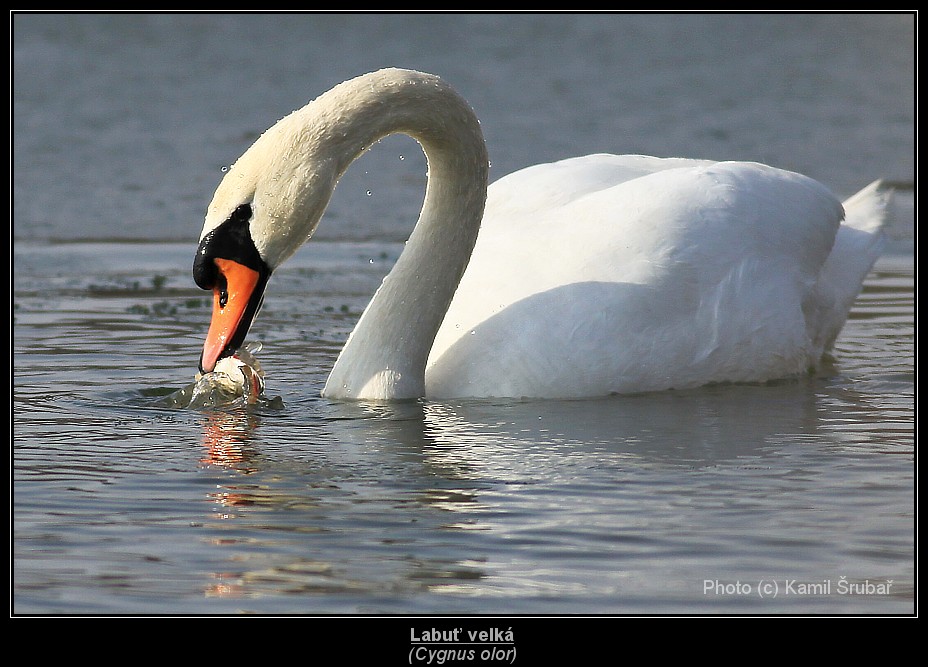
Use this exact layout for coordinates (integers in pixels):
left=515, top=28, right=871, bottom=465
left=191, top=375, right=889, bottom=603
left=199, top=409, right=261, bottom=472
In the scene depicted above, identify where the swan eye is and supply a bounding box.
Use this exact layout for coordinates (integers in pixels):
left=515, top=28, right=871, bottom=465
left=193, top=201, right=266, bottom=293
left=231, top=203, right=253, bottom=223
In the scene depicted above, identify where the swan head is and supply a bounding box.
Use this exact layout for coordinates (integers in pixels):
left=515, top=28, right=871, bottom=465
left=193, top=201, right=271, bottom=374
left=192, top=98, right=343, bottom=374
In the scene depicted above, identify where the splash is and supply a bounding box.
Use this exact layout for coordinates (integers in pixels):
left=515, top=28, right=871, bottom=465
left=157, top=342, right=270, bottom=409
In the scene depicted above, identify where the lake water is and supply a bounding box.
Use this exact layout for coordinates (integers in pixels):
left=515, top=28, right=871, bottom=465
left=13, top=13, right=914, bottom=619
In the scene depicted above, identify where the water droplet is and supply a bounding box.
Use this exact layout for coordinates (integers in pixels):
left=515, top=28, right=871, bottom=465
left=399, top=154, right=405, bottom=161
left=369, top=258, right=374, bottom=264
left=366, top=190, right=372, bottom=196
left=220, top=165, right=229, bottom=173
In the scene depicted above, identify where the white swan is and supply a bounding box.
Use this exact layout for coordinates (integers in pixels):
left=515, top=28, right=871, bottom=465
left=193, top=68, right=889, bottom=400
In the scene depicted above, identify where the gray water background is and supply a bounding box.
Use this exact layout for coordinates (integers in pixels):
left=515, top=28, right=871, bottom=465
left=13, top=13, right=915, bottom=615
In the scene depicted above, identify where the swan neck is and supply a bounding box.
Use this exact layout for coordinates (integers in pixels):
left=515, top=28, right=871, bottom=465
left=321, top=69, right=489, bottom=400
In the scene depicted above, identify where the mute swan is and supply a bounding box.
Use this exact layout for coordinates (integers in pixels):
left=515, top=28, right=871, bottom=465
left=193, top=68, right=889, bottom=400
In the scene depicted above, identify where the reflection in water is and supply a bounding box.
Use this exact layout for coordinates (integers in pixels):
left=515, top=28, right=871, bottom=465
left=204, top=574, right=246, bottom=600
left=199, top=409, right=261, bottom=472
left=200, top=408, right=263, bottom=599
left=420, top=379, right=827, bottom=468
left=188, top=376, right=894, bottom=606
left=193, top=400, right=500, bottom=603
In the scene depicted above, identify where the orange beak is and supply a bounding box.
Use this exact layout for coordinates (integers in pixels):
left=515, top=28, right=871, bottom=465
left=200, top=258, right=262, bottom=373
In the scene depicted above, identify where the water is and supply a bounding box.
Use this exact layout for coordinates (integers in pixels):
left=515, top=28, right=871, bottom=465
left=13, top=13, right=914, bottom=617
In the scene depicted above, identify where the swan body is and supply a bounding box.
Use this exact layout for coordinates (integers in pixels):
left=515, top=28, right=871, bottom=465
left=193, top=68, right=889, bottom=400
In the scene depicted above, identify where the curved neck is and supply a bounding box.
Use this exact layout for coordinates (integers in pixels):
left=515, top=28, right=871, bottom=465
left=314, top=69, right=489, bottom=399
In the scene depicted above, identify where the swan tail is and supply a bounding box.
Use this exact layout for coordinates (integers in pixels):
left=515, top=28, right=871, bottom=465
left=842, top=179, right=893, bottom=234
left=810, top=179, right=892, bottom=351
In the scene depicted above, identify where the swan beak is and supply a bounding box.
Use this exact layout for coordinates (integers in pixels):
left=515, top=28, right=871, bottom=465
left=200, top=258, right=262, bottom=374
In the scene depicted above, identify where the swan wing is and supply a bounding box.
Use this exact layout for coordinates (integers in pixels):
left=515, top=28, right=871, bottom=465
left=426, top=156, right=848, bottom=398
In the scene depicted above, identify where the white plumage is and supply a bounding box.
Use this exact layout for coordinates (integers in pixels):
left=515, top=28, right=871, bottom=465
left=427, top=156, right=886, bottom=397
left=197, top=69, right=889, bottom=400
